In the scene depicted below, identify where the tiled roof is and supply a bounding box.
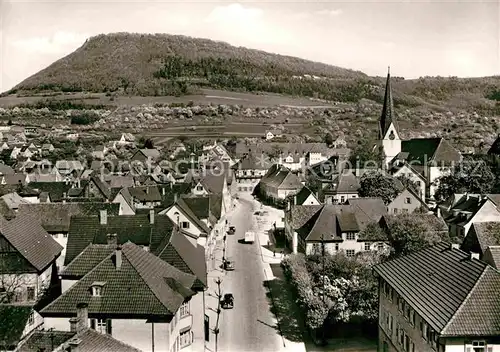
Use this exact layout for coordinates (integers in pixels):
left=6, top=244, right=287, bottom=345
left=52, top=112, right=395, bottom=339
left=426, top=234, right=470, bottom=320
left=42, top=242, right=196, bottom=318
left=135, top=148, right=161, bottom=160
left=104, top=175, right=135, bottom=188
left=55, top=160, right=84, bottom=171
left=288, top=205, right=323, bottom=229
left=16, top=330, right=76, bottom=352
left=1, top=213, right=62, bottom=272
left=294, top=186, right=317, bottom=205
left=181, top=195, right=210, bottom=219
left=68, top=329, right=142, bottom=352
left=441, top=266, right=500, bottom=336
left=401, top=138, right=461, bottom=165
left=0, top=198, right=16, bottom=220
left=297, top=206, right=342, bottom=242
left=261, top=164, right=302, bottom=190
left=3, top=173, right=26, bottom=185
left=234, top=154, right=272, bottom=170
left=62, top=244, right=114, bottom=278
left=64, top=214, right=175, bottom=266
left=209, top=194, right=223, bottom=220
left=1, top=192, right=29, bottom=209
left=327, top=173, right=360, bottom=194
left=155, top=228, right=207, bottom=289
left=128, top=185, right=162, bottom=202
left=484, top=246, right=500, bottom=269
left=171, top=198, right=211, bottom=234
left=374, top=243, right=494, bottom=335
left=88, top=176, right=111, bottom=200
left=0, top=304, right=33, bottom=347
left=0, top=163, right=14, bottom=175
left=469, top=222, right=500, bottom=253
left=345, top=198, right=387, bottom=227
left=201, top=174, right=225, bottom=194
left=17, top=203, right=120, bottom=233
left=28, top=182, right=73, bottom=202
left=235, top=142, right=350, bottom=159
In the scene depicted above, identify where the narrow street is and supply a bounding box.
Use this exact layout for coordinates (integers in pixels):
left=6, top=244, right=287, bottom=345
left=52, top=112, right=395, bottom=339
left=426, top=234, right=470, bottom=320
left=216, top=198, right=283, bottom=352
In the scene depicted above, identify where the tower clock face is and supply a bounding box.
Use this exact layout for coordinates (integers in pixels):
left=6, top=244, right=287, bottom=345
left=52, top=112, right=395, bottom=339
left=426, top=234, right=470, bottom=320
left=389, top=131, right=395, bottom=140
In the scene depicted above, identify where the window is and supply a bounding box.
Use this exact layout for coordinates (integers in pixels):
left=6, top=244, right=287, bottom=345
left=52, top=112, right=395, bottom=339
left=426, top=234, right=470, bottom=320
left=340, top=196, right=345, bottom=203
left=63, top=233, right=68, bottom=238
left=180, top=301, right=190, bottom=317
left=92, top=286, right=102, bottom=297
left=364, top=242, right=371, bottom=251
left=402, top=208, right=409, bottom=213
left=27, top=286, right=35, bottom=301
left=180, top=329, right=193, bottom=348
left=28, top=312, right=34, bottom=325
left=346, top=250, right=355, bottom=257
left=398, top=296, right=404, bottom=312
left=181, top=221, right=190, bottom=229
left=377, top=243, right=384, bottom=251
left=422, top=322, right=428, bottom=340
left=52, top=233, right=59, bottom=239
left=346, top=232, right=356, bottom=240
left=416, top=181, right=421, bottom=187
left=394, top=208, right=398, bottom=214
left=405, top=197, right=412, bottom=204
left=335, top=243, right=339, bottom=251
left=471, top=340, right=486, bottom=352
left=91, top=319, right=111, bottom=335
left=196, top=185, right=204, bottom=191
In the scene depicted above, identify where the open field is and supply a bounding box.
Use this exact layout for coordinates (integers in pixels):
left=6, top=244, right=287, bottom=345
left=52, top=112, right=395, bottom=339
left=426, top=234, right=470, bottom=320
left=0, top=89, right=339, bottom=108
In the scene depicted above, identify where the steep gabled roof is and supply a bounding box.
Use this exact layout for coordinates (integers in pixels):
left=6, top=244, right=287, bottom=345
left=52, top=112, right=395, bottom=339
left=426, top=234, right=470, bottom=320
left=401, top=138, right=461, bottom=165
left=62, top=244, right=115, bottom=278
left=0, top=213, right=62, bottom=272
left=201, top=173, right=225, bottom=194
left=42, top=242, right=196, bottom=318
left=469, top=222, right=500, bottom=253
left=16, top=331, right=76, bottom=352
left=170, top=198, right=211, bottom=234
left=374, top=243, right=500, bottom=336
left=379, top=70, right=397, bottom=138
left=17, top=202, right=120, bottom=233
left=27, top=181, right=73, bottom=202
left=155, top=228, right=207, bottom=289
left=297, top=206, right=342, bottom=242
left=64, top=214, right=175, bottom=266
left=294, top=186, right=319, bottom=205
left=487, top=135, right=500, bottom=155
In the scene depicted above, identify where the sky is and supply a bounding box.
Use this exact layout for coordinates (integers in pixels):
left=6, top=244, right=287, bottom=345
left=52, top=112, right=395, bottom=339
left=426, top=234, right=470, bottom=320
left=0, top=0, right=499, bottom=93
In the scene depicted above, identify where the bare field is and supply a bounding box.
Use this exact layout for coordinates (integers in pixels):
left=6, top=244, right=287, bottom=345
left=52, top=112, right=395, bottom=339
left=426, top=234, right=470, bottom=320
left=0, top=89, right=336, bottom=108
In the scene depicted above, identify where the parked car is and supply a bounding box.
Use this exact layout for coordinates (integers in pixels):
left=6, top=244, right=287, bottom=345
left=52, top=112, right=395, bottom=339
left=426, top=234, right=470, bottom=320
left=221, top=293, right=234, bottom=309
left=224, top=258, right=235, bottom=271
left=228, top=226, right=236, bottom=235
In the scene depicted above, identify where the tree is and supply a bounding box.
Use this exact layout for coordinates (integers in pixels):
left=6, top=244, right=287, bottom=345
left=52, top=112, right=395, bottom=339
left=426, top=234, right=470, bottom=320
left=143, top=138, right=154, bottom=149
left=359, top=173, right=399, bottom=205
left=396, top=175, right=420, bottom=195
left=349, top=138, right=382, bottom=169
left=324, top=132, right=334, bottom=146
left=434, top=157, right=495, bottom=202
left=383, top=213, right=450, bottom=257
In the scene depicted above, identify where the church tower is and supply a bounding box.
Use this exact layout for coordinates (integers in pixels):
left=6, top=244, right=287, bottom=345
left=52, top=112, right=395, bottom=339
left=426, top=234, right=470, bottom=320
left=379, top=67, right=401, bottom=168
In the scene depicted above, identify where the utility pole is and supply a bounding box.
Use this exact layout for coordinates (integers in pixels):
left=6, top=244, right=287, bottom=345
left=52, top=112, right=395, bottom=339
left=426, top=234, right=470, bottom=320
left=49, top=327, right=55, bottom=351
left=214, top=278, right=222, bottom=352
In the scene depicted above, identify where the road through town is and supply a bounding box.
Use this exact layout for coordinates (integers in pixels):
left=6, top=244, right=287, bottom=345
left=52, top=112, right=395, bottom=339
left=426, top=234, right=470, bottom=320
left=217, top=198, right=283, bottom=352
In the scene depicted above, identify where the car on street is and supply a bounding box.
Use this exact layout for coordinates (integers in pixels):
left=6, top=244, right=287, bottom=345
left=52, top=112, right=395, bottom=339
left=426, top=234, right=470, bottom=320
left=228, top=226, right=236, bottom=234
left=221, top=293, right=234, bottom=309
left=224, top=258, right=235, bottom=271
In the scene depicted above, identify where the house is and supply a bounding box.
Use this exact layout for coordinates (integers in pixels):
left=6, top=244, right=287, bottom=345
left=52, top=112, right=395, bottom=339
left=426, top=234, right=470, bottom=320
left=123, top=185, right=163, bottom=209
left=460, top=221, right=500, bottom=259
left=265, top=129, right=282, bottom=140
left=284, top=197, right=387, bottom=254
left=441, top=194, right=500, bottom=242
left=232, top=154, right=271, bottom=193
left=292, top=186, right=321, bottom=205
left=374, top=242, right=500, bottom=352
left=131, top=148, right=161, bottom=163
left=259, top=164, right=303, bottom=202
left=116, top=132, right=135, bottom=146
left=41, top=242, right=205, bottom=352
left=41, top=143, right=55, bottom=154
left=379, top=70, right=462, bottom=199
left=15, top=203, right=120, bottom=269
left=55, top=160, right=84, bottom=178
left=24, top=127, right=37, bottom=135
left=27, top=182, right=74, bottom=203
left=0, top=212, right=62, bottom=341
left=91, top=145, right=107, bottom=160
left=387, top=187, right=428, bottom=215
left=323, top=172, right=360, bottom=204
left=15, top=328, right=141, bottom=352
left=389, top=162, right=426, bottom=199
left=81, top=176, right=111, bottom=200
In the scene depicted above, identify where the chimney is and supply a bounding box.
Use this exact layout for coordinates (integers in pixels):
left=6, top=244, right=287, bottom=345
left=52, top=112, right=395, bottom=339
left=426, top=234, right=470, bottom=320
left=146, top=187, right=149, bottom=194
left=436, top=207, right=441, bottom=218
left=76, top=303, right=88, bottom=333
left=170, top=182, right=173, bottom=190
left=69, top=317, right=78, bottom=332
left=162, top=187, right=166, bottom=196
left=77, top=178, right=81, bottom=188
left=62, top=192, right=67, bottom=203
left=68, top=338, right=82, bottom=352
left=115, top=245, right=122, bottom=270
left=149, top=209, right=155, bottom=224
left=470, top=252, right=480, bottom=260
left=99, top=210, right=107, bottom=225
left=466, top=193, right=469, bottom=201
left=450, top=243, right=459, bottom=250
left=294, top=195, right=297, bottom=205
left=174, top=193, right=178, bottom=203
left=107, top=233, right=117, bottom=246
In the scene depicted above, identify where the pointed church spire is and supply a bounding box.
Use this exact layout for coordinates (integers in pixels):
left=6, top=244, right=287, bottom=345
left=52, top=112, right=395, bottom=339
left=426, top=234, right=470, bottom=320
left=379, top=67, right=396, bottom=139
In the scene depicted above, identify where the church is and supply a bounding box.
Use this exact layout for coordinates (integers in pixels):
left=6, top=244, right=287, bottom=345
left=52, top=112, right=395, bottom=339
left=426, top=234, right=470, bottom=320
left=378, top=68, right=462, bottom=200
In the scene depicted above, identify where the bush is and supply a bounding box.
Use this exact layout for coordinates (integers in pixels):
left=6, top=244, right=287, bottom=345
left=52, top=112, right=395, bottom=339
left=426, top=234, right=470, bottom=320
left=70, top=112, right=99, bottom=125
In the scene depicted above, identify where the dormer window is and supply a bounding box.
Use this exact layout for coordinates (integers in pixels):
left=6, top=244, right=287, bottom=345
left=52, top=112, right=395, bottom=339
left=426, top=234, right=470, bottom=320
left=389, top=131, right=395, bottom=140
left=91, top=282, right=106, bottom=297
